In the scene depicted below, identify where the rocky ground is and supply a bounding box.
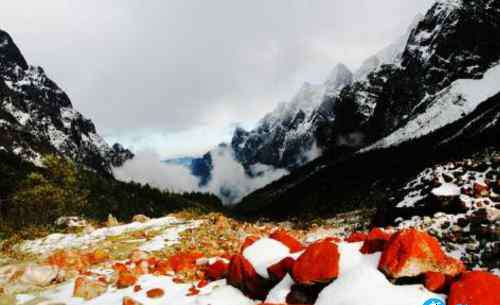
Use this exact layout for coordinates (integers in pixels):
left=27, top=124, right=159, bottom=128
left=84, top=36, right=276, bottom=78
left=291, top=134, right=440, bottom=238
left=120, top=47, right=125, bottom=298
left=0, top=201, right=497, bottom=305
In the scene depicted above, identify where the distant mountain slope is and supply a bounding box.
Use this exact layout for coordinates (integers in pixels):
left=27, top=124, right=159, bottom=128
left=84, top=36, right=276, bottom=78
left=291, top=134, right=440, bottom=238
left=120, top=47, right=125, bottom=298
left=236, top=0, right=500, bottom=216
left=191, top=13, right=424, bottom=190
left=0, top=29, right=132, bottom=174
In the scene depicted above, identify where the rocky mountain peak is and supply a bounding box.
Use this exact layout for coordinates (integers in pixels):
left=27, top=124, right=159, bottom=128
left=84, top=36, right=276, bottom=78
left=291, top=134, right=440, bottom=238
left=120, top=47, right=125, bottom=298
left=0, top=29, right=133, bottom=173
left=324, top=63, right=353, bottom=97
left=0, top=29, right=28, bottom=70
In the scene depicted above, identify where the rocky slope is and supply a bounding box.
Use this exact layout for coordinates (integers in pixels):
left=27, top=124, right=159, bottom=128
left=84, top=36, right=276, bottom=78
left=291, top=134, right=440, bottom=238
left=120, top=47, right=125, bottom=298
left=0, top=210, right=498, bottom=305
left=187, top=12, right=426, bottom=187
left=237, top=0, right=500, bottom=213
left=0, top=29, right=132, bottom=174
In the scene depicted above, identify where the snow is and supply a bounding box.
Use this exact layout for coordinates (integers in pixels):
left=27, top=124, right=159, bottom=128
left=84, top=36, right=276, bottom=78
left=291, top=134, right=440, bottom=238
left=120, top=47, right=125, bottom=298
left=19, top=216, right=200, bottom=255
left=363, top=62, right=500, bottom=151
left=139, top=220, right=201, bottom=252
left=264, top=274, right=294, bottom=304
left=17, top=277, right=256, bottom=305
left=242, top=238, right=290, bottom=278
left=315, top=242, right=445, bottom=305
left=431, top=183, right=461, bottom=197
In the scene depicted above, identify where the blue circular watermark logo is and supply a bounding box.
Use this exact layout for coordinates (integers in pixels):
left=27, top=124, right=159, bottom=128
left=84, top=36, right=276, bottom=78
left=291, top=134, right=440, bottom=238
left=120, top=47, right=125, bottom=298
left=423, top=298, right=445, bottom=305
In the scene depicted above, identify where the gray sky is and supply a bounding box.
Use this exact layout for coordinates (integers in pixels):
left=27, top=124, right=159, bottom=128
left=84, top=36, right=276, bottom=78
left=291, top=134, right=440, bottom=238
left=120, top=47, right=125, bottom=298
left=0, top=0, right=435, bottom=157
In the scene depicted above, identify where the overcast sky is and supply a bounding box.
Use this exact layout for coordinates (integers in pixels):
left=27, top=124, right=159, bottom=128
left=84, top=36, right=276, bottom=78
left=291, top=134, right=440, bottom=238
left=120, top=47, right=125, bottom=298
left=1, top=0, right=435, bottom=157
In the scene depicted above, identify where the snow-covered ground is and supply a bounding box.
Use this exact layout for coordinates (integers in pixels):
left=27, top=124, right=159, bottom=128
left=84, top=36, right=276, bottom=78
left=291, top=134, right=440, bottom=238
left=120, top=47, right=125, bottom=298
left=13, top=241, right=444, bottom=305
left=19, top=216, right=201, bottom=255
left=363, top=62, right=500, bottom=151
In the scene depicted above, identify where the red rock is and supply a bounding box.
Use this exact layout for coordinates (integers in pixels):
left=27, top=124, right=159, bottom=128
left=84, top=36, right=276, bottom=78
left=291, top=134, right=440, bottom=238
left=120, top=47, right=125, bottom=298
left=241, top=236, right=259, bottom=252
left=116, top=272, right=138, bottom=289
left=424, top=272, right=452, bottom=293
left=292, top=240, right=339, bottom=285
left=473, top=182, right=490, bottom=198
left=448, top=271, right=500, bottom=305
left=270, top=229, right=304, bottom=252
left=168, top=251, right=204, bottom=273
left=267, top=257, right=295, bottom=282
left=345, top=232, right=368, bottom=243
left=47, top=250, right=89, bottom=272
left=227, top=254, right=268, bottom=300
left=151, top=259, right=171, bottom=275
left=187, top=286, right=200, bottom=296
left=205, top=260, right=229, bottom=281
left=197, top=278, right=209, bottom=288
left=81, top=249, right=109, bottom=265
left=146, top=288, right=165, bottom=298
left=123, top=296, right=143, bottom=305
left=113, top=262, right=128, bottom=273
left=378, top=229, right=464, bottom=278
left=73, top=276, right=108, bottom=300
left=359, top=228, right=392, bottom=254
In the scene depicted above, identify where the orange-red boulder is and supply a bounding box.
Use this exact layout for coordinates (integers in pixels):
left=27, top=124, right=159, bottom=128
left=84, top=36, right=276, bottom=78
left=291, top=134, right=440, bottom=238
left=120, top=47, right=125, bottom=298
left=345, top=232, right=368, bottom=243
left=359, top=228, right=392, bottom=254
left=116, top=272, right=138, bottom=289
left=241, top=236, right=259, bottom=252
left=378, top=229, right=464, bottom=278
left=205, top=260, right=229, bottom=281
left=448, top=271, right=500, bottom=305
left=81, top=249, right=110, bottom=265
left=123, top=296, right=143, bottom=305
left=424, top=272, right=453, bottom=293
left=270, top=229, right=304, bottom=253
left=168, top=251, right=203, bottom=273
left=47, top=250, right=89, bottom=272
left=267, top=257, right=295, bottom=282
left=227, top=254, right=269, bottom=300
left=146, top=288, right=165, bottom=298
left=291, top=240, right=339, bottom=285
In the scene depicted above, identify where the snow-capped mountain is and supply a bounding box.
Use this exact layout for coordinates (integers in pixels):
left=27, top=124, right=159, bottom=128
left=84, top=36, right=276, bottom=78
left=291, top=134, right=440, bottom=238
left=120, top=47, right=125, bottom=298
left=0, top=29, right=132, bottom=174
left=354, top=14, right=424, bottom=82
left=237, top=0, right=500, bottom=213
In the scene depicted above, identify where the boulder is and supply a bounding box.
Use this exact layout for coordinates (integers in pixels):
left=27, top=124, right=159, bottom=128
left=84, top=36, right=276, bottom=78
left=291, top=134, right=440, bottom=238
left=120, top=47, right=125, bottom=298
left=168, top=251, right=204, bottom=273
left=359, top=228, right=392, bottom=254
left=269, top=229, right=304, bottom=253
left=292, top=240, right=339, bottom=285
left=424, top=271, right=452, bottom=293
left=345, top=232, right=368, bottom=243
left=267, top=257, right=295, bottom=282
left=73, top=276, right=108, bottom=300
left=132, top=214, right=150, bottom=223
left=378, top=229, right=464, bottom=278
left=47, top=250, right=88, bottom=272
left=227, top=254, right=269, bottom=300
left=241, top=236, right=259, bottom=252
left=19, top=265, right=59, bottom=287
left=146, top=288, right=165, bottom=298
left=107, top=214, right=120, bottom=227
left=55, top=216, right=88, bottom=228
left=448, top=271, right=500, bottom=305
left=116, top=272, right=137, bottom=289
left=205, top=260, right=229, bottom=281
left=473, top=182, right=490, bottom=198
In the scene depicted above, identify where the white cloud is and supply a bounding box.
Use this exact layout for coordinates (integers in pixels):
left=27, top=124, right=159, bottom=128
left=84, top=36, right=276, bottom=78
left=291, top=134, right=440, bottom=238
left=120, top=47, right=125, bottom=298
left=113, top=150, right=199, bottom=192
left=113, top=146, right=288, bottom=205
